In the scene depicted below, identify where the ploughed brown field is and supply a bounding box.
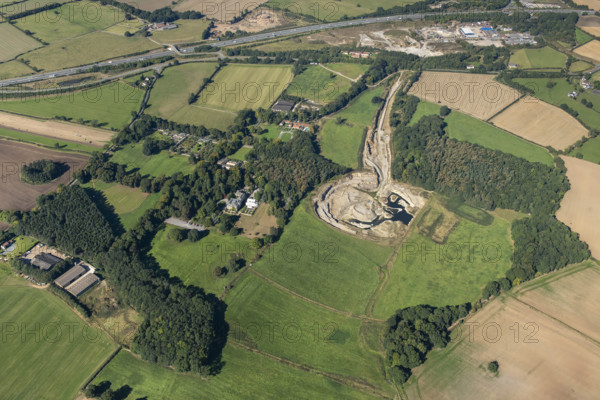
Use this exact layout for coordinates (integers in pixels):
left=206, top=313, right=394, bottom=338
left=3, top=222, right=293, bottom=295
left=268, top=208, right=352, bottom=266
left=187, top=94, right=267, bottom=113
left=0, top=141, right=88, bottom=210
left=557, top=156, right=600, bottom=259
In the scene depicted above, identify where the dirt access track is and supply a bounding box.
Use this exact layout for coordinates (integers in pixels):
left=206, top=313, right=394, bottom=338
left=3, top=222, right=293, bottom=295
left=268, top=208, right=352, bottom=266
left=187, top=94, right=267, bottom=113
left=314, top=73, right=426, bottom=241
left=0, top=111, right=113, bottom=147
left=556, top=156, right=600, bottom=259
left=0, top=141, right=88, bottom=210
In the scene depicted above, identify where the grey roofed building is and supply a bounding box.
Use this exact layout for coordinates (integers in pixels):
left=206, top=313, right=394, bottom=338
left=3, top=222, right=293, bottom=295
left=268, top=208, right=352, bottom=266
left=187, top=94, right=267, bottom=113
left=54, top=264, right=87, bottom=288
left=31, top=253, right=62, bottom=271
left=272, top=99, right=295, bottom=112
left=66, top=274, right=99, bottom=297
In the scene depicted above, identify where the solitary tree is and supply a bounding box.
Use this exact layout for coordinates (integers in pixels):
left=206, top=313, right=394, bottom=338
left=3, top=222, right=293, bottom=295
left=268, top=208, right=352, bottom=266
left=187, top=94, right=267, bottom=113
left=488, top=361, right=499, bottom=373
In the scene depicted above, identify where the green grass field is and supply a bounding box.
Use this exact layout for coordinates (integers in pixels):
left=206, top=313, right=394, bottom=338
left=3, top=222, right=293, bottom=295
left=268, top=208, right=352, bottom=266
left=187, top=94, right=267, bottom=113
left=514, top=77, right=600, bottom=128
left=85, top=180, right=159, bottom=230
left=229, top=146, right=252, bottom=161
left=571, top=136, right=600, bottom=163
left=0, top=82, right=143, bottom=130
left=0, top=22, right=42, bottom=62
left=286, top=65, right=352, bottom=105
left=150, top=19, right=211, bottom=44
left=145, top=62, right=221, bottom=127
left=576, top=27, right=594, bottom=46
left=253, top=199, right=392, bottom=314
left=372, top=197, right=513, bottom=318
left=151, top=226, right=253, bottom=297
left=93, top=346, right=378, bottom=400
left=409, top=100, right=442, bottom=125
left=264, top=0, right=418, bottom=21
left=0, top=60, right=34, bottom=79
left=7, top=236, right=38, bottom=259
left=445, top=110, right=554, bottom=166
left=570, top=60, right=594, bottom=73
left=509, top=46, right=567, bottom=69
left=0, top=0, right=72, bottom=16
left=319, top=86, right=384, bottom=169
left=258, top=124, right=293, bottom=142
left=110, top=141, right=195, bottom=177
left=0, top=280, right=117, bottom=400
left=324, top=63, right=369, bottom=80
left=0, top=127, right=98, bottom=154
left=197, top=64, right=293, bottom=112
left=103, top=18, right=145, bottom=36
left=19, top=31, right=159, bottom=71
left=224, top=273, right=391, bottom=391
left=14, top=1, right=123, bottom=43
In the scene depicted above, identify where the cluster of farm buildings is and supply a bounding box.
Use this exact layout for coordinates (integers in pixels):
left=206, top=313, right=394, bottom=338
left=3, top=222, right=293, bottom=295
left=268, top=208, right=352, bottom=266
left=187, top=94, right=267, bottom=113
left=22, top=244, right=99, bottom=297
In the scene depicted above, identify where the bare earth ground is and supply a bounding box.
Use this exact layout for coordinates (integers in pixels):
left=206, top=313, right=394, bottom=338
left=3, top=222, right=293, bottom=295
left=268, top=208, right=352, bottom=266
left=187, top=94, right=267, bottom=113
left=314, top=74, right=426, bottom=241
left=0, top=111, right=112, bottom=147
left=408, top=71, right=520, bottom=120
left=573, top=0, right=600, bottom=10
left=577, top=15, right=600, bottom=36
left=174, top=0, right=267, bottom=21
left=407, top=262, right=600, bottom=400
left=574, top=40, right=600, bottom=64
left=556, top=156, right=600, bottom=259
left=490, top=97, right=587, bottom=150
left=213, top=9, right=287, bottom=35
left=235, top=203, right=278, bottom=239
left=0, top=141, right=88, bottom=210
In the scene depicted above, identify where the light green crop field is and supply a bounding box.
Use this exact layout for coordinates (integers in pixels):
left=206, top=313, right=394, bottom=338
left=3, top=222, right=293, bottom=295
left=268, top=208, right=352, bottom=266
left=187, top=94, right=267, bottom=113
left=570, top=60, right=593, bottom=73
left=319, top=86, right=384, bottom=168
left=0, top=23, right=42, bottom=62
left=0, top=0, right=72, bottom=16
left=514, top=77, right=600, bottom=128
left=0, top=60, right=35, bottom=79
left=0, top=82, right=143, bottom=130
left=445, top=110, right=554, bottom=166
left=150, top=19, right=211, bottom=44
left=19, top=31, right=160, bottom=71
left=324, top=63, right=369, bottom=80
left=372, top=198, right=513, bottom=319
left=146, top=62, right=220, bottom=126
left=286, top=65, right=352, bottom=105
left=253, top=199, right=392, bottom=314
left=509, top=46, right=567, bottom=69
left=576, top=27, right=594, bottom=46
left=197, top=64, right=293, bottom=112
left=0, top=280, right=117, bottom=400
left=264, top=0, right=419, bottom=21
left=93, top=346, right=379, bottom=400
left=571, top=136, right=600, bottom=163
left=103, top=18, right=145, bottom=36
left=14, top=1, right=123, bottom=43
left=85, top=180, right=159, bottom=230
left=225, top=273, right=392, bottom=392
left=151, top=226, right=253, bottom=297
left=110, top=142, right=195, bottom=177
left=0, top=127, right=98, bottom=154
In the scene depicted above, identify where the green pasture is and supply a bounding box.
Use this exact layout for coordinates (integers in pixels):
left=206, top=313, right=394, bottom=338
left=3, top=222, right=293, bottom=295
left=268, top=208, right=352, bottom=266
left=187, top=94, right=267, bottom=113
left=324, top=63, right=369, bottom=80
left=286, top=65, right=352, bottom=104
left=571, top=136, right=600, bottom=163
left=0, top=22, right=42, bottom=62
left=509, top=46, right=567, bottom=69
left=576, top=27, right=594, bottom=46
left=110, top=141, right=195, bottom=177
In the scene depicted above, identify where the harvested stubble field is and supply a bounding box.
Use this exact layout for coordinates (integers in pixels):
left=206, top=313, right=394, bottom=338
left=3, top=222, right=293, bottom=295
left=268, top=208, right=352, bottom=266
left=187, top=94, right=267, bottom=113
left=174, top=0, right=267, bottom=21
left=574, top=40, right=600, bottom=64
left=573, top=0, right=600, bottom=10
left=408, top=72, right=520, bottom=120
left=490, top=97, right=587, bottom=150
left=0, top=111, right=113, bottom=146
left=0, top=22, right=42, bottom=62
left=405, top=261, right=600, bottom=400
left=577, top=15, right=600, bottom=36
left=0, top=141, right=88, bottom=210
left=122, top=0, right=175, bottom=11
left=556, top=156, right=600, bottom=259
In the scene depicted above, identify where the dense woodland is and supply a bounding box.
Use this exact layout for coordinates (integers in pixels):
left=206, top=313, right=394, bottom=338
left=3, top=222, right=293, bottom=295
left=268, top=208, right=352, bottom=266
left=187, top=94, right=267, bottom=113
left=21, top=159, right=67, bottom=184
left=390, top=98, right=569, bottom=214
left=384, top=304, right=471, bottom=383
